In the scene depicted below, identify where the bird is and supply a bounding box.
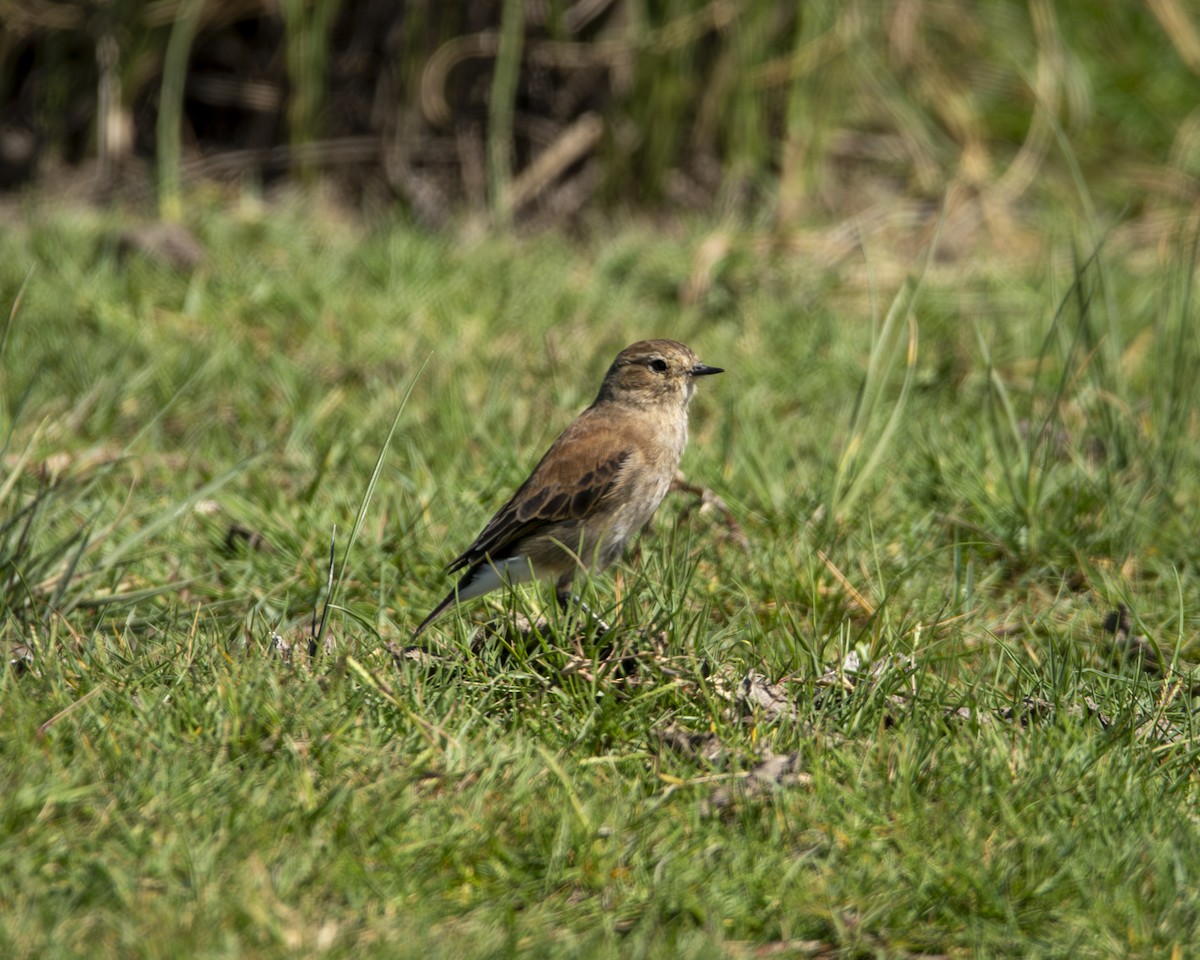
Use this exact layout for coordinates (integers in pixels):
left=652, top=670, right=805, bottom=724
left=412, top=339, right=723, bottom=637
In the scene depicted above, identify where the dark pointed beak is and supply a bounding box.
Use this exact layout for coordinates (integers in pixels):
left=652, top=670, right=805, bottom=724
left=691, top=362, right=724, bottom=377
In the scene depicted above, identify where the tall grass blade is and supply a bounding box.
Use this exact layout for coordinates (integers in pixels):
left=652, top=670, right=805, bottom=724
left=830, top=207, right=944, bottom=523
left=280, top=0, right=342, bottom=183
left=1, top=264, right=34, bottom=362
left=489, top=0, right=526, bottom=226
left=1152, top=227, right=1200, bottom=487
left=314, top=354, right=429, bottom=649
left=157, top=0, right=204, bottom=221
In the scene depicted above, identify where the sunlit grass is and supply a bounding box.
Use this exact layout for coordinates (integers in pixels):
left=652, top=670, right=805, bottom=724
left=2, top=201, right=1199, bottom=956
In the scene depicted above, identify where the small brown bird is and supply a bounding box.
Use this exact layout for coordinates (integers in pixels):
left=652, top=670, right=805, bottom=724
left=413, top=339, right=723, bottom=637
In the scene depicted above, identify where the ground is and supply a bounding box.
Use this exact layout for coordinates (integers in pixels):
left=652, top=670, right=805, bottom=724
left=2, top=195, right=1199, bottom=957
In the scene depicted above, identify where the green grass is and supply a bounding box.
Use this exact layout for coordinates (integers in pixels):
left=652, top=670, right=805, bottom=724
left=3, top=197, right=1200, bottom=957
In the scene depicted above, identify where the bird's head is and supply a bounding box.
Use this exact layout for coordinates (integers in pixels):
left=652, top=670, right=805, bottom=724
left=597, top=339, right=723, bottom=408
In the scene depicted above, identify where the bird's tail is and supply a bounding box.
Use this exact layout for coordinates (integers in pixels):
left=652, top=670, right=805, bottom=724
left=411, top=589, right=457, bottom=638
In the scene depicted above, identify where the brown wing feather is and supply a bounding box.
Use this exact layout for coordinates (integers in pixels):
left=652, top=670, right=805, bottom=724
left=447, top=418, right=632, bottom=572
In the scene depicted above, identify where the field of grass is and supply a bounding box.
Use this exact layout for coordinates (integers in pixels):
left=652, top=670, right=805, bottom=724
left=3, top=194, right=1200, bottom=957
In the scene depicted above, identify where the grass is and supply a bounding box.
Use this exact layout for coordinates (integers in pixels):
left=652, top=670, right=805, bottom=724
left=2, top=195, right=1200, bottom=957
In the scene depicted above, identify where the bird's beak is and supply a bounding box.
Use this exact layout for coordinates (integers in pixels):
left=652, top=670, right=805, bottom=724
left=691, top=362, right=724, bottom=377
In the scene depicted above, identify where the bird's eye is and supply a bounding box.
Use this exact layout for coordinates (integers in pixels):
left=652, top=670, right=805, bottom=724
left=649, top=358, right=668, bottom=373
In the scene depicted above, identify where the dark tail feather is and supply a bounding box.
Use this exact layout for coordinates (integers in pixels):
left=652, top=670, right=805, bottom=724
left=412, top=588, right=457, bottom=638
left=412, top=560, right=506, bottom=637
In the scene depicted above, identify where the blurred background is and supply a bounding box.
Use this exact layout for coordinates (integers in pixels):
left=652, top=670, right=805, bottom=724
left=2, top=0, right=1198, bottom=244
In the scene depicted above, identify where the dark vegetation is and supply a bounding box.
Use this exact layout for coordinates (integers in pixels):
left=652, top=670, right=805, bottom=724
left=3, top=1, right=1198, bottom=233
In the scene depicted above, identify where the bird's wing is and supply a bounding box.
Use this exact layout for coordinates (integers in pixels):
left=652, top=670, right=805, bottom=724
left=447, top=424, right=632, bottom=572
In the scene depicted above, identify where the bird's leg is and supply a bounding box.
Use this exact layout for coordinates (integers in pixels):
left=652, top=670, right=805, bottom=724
left=554, top=579, right=611, bottom=637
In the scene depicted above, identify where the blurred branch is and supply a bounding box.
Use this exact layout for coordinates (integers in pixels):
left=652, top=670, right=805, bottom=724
left=0, top=0, right=83, bottom=33
left=1147, top=0, right=1200, bottom=74
left=504, top=111, right=603, bottom=215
